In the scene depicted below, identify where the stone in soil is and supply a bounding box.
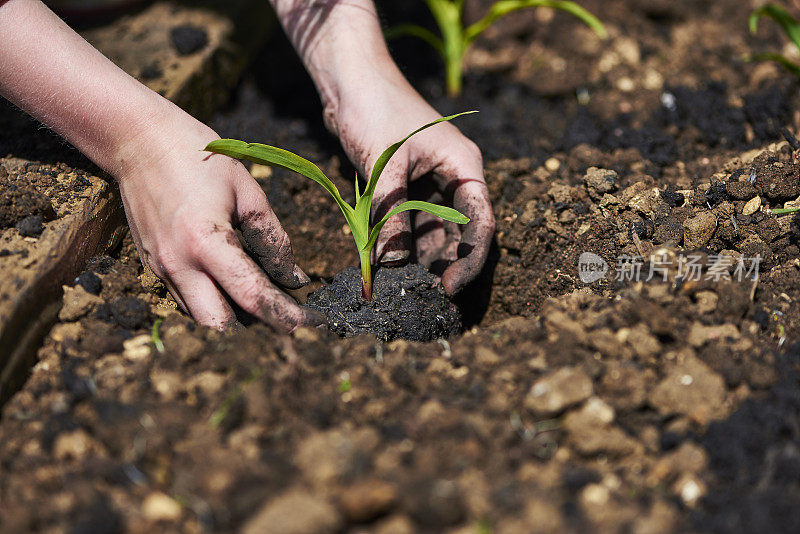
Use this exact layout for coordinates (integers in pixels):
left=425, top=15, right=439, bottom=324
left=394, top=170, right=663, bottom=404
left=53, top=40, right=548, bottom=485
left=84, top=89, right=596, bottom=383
left=241, top=490, right=342, bottom=534
left=682, top=211, right=716, bottom=249
left=648, top=353, right=728, bottom=423
left=306, top=263, right=461, bottom=342
left=583, top=167, right=618, bottom=196
left=525, top=366, right=593, bottom=416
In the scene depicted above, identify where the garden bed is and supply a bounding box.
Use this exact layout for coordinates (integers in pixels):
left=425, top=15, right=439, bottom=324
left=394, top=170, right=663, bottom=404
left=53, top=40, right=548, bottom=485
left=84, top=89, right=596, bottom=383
left=2, top=0, right=800, bottom=532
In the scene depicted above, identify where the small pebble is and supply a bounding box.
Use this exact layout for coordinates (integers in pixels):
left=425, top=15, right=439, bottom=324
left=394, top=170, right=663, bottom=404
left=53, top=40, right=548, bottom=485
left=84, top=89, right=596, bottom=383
left=142, top=492, right=182, bottom=522
left=742, top=196, right=761, bottom=216
left=545, top=158, right=561, bottom=172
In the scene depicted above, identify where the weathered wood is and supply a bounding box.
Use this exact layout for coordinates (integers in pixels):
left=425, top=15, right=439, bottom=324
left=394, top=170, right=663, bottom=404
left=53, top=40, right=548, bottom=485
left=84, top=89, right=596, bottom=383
left=0, top=1, right=273, bottom=403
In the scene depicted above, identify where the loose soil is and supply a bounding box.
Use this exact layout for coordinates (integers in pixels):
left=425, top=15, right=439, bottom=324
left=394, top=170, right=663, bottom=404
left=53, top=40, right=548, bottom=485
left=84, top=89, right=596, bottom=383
left=3, top=0, right=800, bottom=532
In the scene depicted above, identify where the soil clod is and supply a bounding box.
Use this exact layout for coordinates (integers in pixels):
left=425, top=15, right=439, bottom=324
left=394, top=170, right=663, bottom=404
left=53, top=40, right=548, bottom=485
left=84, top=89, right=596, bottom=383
left=306, top=263, right=461, bottom=342
left=170, top=25, right=208, bottom=56
left=14, top=214, right=43, bottom=237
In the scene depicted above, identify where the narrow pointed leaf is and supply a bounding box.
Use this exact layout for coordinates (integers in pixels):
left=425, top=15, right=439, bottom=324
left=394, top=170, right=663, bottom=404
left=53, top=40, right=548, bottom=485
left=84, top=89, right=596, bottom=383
left=363, top=200, right=469, bottom=253
left=204, top=139, right=365, bottom=246
left=355, top=111, right=478, bottom=225
left=465, top=0, right=607, bottom=45
left=750, top=4, right=800, bottom=51
left=750, top=52, right=800, bottom=77
left=385, top=23, right=446, bottom=57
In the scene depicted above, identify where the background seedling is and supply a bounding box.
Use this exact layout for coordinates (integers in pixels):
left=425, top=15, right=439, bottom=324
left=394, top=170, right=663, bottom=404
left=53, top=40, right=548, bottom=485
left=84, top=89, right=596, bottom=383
left=767, top=206, right=800, bottom=215
left=151, top=318, right=164, bottom=353
left=749, top=3, right=800, bottom=77
left=204, top=113, right=473, bottom=301
left=387, top=0, right=607, bottom=96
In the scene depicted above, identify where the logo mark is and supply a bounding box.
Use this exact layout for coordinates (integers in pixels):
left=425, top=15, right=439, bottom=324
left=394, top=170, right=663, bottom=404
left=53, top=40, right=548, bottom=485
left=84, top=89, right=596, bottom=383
left=578, top=252, right=609, bottom=283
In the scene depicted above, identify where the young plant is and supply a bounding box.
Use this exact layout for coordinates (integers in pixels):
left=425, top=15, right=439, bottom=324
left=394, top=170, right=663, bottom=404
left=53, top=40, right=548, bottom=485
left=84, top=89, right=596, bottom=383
left=387, top=0, right=607, bottom=97
left=749, top=3, right=800, bottom=78
left=204, top=113, right=473, bottom=301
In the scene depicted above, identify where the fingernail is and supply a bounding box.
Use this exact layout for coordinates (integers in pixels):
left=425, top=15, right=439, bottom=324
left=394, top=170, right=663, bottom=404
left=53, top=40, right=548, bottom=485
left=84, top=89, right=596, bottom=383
left=293, top=265, right=311, bottom=286
left=380, top=249, right=410, bottom=265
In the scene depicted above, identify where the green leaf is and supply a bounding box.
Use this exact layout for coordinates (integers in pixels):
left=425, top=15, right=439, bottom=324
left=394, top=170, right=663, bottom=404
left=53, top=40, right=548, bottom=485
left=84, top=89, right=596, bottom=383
left=354, top=111, right=478, bottom=229
left=465, top=0, right=607, bottom=45
left=750, top=4, right=800, bottom=54
left=354, top=171, right=361, bottom=203
left=363, top=200, right=469, bottom=253
left=385, top=23, right=446, bottom=57
left=204, top=139, right=365, bottom=246
left=151, top=318, right=164, bottom=353
left=750, top=51, right=800, bottom=78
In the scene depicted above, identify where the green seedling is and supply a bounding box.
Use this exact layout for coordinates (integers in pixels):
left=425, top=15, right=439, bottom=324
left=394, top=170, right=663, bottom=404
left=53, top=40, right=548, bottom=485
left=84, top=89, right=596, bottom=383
left=338, top=372, right=352, bottom=393
left=151, top=318, right=164, bottom=353
left=768, top=206, right=800, bottom=215
left=204, top=113, right=473, bottom=301
left=387, top=0, right=607, bottom=97
left=209, top=369, right=261, bottom=428
left=749, top=3, right=800, bottom=77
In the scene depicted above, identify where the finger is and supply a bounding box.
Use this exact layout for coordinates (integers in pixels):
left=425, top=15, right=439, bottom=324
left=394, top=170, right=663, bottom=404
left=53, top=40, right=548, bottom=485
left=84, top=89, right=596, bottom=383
left=199, top=226, right=325, bottom=333
left=440, top=178, right=495, bottom=295
left=170, top=270, right=236, bottom=329
left=414, top=210, right=446, bottom=267
left=371, top=160, right=412, bottom=265
left=235, top=184, right=310, bottom=289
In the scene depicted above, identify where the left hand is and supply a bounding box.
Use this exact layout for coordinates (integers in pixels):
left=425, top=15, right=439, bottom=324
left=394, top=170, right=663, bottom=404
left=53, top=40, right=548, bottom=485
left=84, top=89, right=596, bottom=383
left=325, top=69, right=495, bottom=295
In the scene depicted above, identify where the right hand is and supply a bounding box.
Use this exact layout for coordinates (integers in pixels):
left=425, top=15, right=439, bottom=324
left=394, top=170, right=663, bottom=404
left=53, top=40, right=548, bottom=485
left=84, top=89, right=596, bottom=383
left=115, top=116, right=324, bottom=332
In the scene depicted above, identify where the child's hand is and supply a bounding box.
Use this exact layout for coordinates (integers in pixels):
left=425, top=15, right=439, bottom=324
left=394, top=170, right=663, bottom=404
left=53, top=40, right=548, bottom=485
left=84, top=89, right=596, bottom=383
left=328, top=72, right=495, bottom=295
left=116, top=117, right=324, bottom=331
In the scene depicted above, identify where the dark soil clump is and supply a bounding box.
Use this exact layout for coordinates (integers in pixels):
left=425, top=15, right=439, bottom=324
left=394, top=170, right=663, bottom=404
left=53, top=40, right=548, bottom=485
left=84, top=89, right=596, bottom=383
left=14, top=214, right=43, bottom=237
left=306, top=263, right=461, bottom=342
left=74, top=271, right=102, bottom=295
left=170, top=24, right=208, bottom=56
left=0, top=174, right=55, bottom=230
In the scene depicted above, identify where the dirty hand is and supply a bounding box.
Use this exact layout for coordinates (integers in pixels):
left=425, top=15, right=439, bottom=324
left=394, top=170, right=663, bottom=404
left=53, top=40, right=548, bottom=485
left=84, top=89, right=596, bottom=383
left=116, top=117, right=324, bottom=331
left=0, top=0, right=322, bottom=332
left=274, top=0, right=495, bottom=295
left=328, top=73, right=495, bottom=295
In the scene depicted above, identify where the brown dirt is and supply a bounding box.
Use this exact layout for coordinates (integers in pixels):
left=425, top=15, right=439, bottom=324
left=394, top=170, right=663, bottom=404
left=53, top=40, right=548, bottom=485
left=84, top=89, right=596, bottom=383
left=3, top=0, right=800, bottom=532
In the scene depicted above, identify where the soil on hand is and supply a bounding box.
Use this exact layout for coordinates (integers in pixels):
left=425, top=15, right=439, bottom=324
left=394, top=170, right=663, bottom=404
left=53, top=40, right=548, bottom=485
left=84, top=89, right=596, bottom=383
left=306, top=263, right=462, bottom=342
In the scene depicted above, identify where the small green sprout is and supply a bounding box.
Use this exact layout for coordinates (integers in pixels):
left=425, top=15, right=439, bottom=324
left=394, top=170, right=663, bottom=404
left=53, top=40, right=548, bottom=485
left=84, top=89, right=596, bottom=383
left=387, top=0, right=607, bottom=97
left=204, top=113, right=473, bottom=301
left=151, top=318, right=165, bottom=353
left=749, top=3, right=800, bottom=78
left=476, top=518, right=493, bottom=534
left=209, top=369, right=261, bottom=428
left=338, top=372, right=352, bottom=393
left=768, top=207, right=800, bottom=215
